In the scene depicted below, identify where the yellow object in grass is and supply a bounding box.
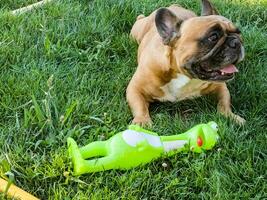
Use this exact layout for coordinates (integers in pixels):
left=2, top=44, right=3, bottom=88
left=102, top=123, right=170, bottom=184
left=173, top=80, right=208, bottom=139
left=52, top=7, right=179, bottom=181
left=0, top=178, right=39, bottom=200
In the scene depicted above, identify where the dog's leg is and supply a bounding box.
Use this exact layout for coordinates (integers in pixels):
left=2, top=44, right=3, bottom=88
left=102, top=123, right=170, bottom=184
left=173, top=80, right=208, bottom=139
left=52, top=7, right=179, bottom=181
left=213, top=83, right=245, bottom=125
left=126, top=85, right=151, bottom=126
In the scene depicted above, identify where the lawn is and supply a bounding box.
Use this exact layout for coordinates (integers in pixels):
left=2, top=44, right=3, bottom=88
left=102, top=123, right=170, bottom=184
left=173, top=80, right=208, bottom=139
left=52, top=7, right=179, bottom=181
left=0, top=0, right=266, bottom=199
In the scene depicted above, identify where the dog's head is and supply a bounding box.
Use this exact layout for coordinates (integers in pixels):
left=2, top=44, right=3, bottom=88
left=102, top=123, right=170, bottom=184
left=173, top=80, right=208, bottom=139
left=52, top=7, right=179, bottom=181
left=155, top=0, right=244, bottom=81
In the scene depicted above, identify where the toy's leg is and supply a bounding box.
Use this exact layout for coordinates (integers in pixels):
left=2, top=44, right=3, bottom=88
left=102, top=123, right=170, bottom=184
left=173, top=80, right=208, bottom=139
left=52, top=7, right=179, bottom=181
left=74, top=156, right=116, bottom=175
left=79, top=141, right=107, bottom=159
left=67, top=137, right=86, bottom=175
left=68, top=138, right=115, bottom=175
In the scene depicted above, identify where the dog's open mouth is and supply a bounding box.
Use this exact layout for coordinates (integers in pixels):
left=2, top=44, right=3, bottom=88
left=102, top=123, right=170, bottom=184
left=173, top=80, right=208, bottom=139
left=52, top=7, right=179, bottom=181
left=192, top=63, right=239, bottom=81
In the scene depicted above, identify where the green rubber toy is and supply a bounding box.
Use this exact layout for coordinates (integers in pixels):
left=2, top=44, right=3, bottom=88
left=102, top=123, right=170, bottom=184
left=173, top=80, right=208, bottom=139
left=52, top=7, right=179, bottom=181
left=67, top=121, right=219, bottom=175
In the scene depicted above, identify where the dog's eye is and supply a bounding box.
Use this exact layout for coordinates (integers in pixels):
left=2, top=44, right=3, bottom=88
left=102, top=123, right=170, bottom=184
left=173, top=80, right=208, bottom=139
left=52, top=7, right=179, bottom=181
left=208, top=33, right=219, bottom=42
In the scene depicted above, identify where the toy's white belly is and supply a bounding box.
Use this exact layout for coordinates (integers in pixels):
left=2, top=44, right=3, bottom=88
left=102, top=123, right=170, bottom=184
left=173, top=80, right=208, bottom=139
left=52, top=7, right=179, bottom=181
left=122, top=130, right=162, bottom=148
left=156, top=74, right=210, bottom=102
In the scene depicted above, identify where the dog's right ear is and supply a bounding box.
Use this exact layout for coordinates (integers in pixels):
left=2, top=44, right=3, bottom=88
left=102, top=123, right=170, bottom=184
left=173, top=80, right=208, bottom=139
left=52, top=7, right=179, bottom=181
left=155, top=8, right=183, bottom=46
left=201, top=0, right=219, bottom=16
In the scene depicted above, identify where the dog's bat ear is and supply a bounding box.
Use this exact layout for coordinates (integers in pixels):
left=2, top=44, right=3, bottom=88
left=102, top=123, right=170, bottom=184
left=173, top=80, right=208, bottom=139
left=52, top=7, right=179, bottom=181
left=155, top=8, right=183, bottom=45
left=201, top=0, right=219, bottom=16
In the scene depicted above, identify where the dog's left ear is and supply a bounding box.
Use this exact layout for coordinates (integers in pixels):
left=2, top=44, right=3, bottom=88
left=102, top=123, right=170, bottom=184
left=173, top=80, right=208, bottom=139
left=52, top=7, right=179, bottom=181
left=201, top=0, right=219, bottom=16
left=155, top=8, right=183, bottom=46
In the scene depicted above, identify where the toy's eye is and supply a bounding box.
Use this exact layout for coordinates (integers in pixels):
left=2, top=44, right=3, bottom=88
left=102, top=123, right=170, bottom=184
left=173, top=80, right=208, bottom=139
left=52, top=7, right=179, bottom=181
left=208, top=33, right=219, bottom=42
left=197, top=137, right=203, bottom=147
left=210, top=123, right=218, bottom=131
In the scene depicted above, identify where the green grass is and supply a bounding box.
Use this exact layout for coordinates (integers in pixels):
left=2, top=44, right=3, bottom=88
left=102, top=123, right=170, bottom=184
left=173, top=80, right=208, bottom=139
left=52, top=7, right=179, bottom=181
left=0, top=0, right=39, bottom=10
left=0, top=0, right=266, bottom=199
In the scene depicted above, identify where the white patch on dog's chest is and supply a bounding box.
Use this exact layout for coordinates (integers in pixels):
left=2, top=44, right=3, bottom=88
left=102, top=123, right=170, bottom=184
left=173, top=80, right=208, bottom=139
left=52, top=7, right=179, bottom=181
left=156, top=74, right=209, bottom=102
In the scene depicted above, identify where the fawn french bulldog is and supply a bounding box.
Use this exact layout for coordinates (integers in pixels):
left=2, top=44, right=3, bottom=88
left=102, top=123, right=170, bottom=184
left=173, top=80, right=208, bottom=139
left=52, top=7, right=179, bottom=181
left=127, top=0, right=245, bottom=126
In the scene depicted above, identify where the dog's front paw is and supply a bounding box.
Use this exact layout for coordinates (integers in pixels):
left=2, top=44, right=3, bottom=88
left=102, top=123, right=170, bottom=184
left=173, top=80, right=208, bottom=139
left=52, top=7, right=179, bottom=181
left=218, top=105, right=246, bottom=126
left=231, top=114, right=246, bottom=125
left=132, top=116, right=152, bottom=127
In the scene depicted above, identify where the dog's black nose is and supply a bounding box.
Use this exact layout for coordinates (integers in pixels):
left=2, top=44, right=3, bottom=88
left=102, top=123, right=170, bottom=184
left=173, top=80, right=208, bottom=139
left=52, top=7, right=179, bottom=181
left=227, top=37, right=240, bottom=49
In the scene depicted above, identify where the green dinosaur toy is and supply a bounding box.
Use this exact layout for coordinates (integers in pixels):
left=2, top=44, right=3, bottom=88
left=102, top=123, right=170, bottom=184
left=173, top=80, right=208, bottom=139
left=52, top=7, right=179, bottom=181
left=67, top=121, right=219, bottom=175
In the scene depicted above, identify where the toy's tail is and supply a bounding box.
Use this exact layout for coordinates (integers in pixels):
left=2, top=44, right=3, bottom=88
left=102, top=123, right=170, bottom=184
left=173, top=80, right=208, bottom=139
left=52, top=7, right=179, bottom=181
left=67, top=137, right=86, bottom=176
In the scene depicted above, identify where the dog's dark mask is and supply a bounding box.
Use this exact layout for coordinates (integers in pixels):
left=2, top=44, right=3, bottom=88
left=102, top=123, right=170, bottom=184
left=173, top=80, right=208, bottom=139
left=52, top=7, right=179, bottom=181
left=187, top=24, right=244, bottom=81
left=155, top=0, right=245, bottom=82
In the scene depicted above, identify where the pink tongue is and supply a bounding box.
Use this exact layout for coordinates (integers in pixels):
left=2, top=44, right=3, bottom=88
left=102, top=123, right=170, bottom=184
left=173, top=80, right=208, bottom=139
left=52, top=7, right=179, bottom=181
left=220, top=64, right=239, bottom=73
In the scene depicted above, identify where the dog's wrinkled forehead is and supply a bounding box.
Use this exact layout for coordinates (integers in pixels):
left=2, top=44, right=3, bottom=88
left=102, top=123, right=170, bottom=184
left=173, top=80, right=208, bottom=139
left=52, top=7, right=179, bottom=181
left=180, top=15, right=237, bottom=39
